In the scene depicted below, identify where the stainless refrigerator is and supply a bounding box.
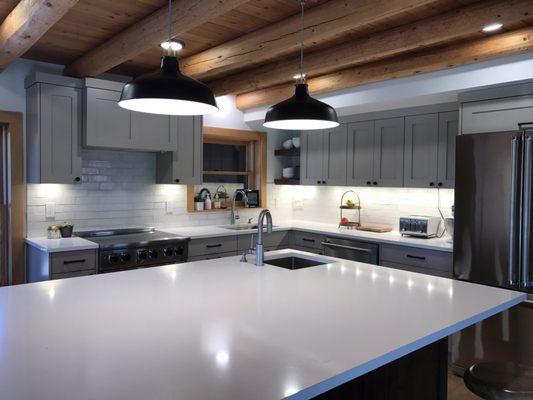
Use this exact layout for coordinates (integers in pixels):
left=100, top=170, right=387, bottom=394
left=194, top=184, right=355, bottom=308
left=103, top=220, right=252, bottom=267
left=452, top=123, right=533, bottom=373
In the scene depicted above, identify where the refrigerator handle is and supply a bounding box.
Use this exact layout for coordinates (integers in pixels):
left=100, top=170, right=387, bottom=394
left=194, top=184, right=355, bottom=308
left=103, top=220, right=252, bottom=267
left=510, top=135, right=522, bottom=286
left=521, top=135, right=533, bottom=288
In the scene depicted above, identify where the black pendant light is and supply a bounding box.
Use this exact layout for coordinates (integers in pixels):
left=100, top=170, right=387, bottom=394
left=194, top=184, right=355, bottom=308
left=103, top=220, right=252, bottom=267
left=118, top=0, right=218, bottom=116
left=263, top=0, right=338, bottom=130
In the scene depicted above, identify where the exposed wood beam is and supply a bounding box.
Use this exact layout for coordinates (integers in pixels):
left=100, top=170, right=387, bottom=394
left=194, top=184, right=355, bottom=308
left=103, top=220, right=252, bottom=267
left=211, top=0, right=533, bottom=96
left=64, top=0, right=248, bottom=77
left=180, top=0, right=444, bottom=81
left=0, top=0, right=79, bottom=70
left=236, top=27, right=533, bottom=110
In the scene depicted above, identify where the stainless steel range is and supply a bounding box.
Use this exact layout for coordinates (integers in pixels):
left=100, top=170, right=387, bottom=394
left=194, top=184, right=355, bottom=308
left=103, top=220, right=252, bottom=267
left=78, top=228, right=189, bottom=273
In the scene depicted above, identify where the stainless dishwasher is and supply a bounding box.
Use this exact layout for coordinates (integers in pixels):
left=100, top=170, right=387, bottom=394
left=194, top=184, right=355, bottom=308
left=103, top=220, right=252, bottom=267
left=322, top=237, right=379, bottom=265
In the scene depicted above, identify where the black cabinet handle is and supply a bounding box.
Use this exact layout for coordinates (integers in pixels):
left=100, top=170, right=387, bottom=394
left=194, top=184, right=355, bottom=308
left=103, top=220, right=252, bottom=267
left=322, top=180, right=326, bottom=184
left=437, top=182, right=443, bottom=187
left=429, top=182, right=435, bottom=187
left=366, top=181, right=371, bottom=185
left=302, top=238, right=315, bottom=243
left=406, top=254, right=426, bottom=261
left=175, top=178, right=180, bottom=183
left=63, top=259, right=86, bottom=264
left=206, top=244, right=222, bottom=248
left=317, top=180, right=321, bottom=184
left=373, top=181, right=378, bottom=185
left=74, top=177, right=80, bottom=182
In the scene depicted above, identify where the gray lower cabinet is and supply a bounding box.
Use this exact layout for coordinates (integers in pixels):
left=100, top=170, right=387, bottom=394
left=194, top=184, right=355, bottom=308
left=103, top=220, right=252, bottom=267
left=437, top=111, right=458, bottom=188
left=84, top=85, right=178, bottom=152
left=290, top=231, right=326, bottom=251
left=379, top=243, right=453, bottom=278
left=26, top=82, right=83, bottom=184
left=301, top=125, right=348, bottom=186
left=188, top=236, right=238, bottom=259
left=156, top=116, right=202, bottom=184
left=27, top=247, right=97, bottom=282
left=237, top=231, right=290, bottom=252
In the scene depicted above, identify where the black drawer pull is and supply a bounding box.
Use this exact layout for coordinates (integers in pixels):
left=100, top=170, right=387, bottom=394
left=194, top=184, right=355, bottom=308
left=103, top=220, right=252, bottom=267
left=63, top=259, right=86, bottom=264
left=302, top=238, right=315, bottom=242
left=406, top=254, right=426, bottom=261
left=206, top=244, right=222, bottom=248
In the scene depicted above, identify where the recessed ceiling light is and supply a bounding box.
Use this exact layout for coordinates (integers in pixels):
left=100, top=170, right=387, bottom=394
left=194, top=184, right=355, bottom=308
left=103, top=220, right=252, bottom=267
left=292, top=73, right=306, bottom=80
left=482, top=22, right=503, bottom=33
left=160, top=39, right=184, bottom=52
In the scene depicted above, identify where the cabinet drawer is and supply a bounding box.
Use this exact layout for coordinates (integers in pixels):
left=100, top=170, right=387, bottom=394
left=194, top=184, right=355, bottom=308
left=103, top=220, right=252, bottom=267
left=188, top=251, right=237, bottom=261
left=237, top=231, right=290, bottom=251
left=380, top=261, right=452, bottom=278
left=291, top=231, right=326, bottom=250
left=52, top=270, right=96, bottom=280
left=188, top=236, right=237, bottom=256
left=51, top=250, right=97, bottom=274
left=291, top=245, right=325, bottom=255
left=380, top=244, right=452, bottom=274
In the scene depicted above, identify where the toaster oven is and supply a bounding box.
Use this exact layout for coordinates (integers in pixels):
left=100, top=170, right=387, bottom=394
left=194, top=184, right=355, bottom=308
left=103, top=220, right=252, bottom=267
left=399, top=215, right=441, bottom=238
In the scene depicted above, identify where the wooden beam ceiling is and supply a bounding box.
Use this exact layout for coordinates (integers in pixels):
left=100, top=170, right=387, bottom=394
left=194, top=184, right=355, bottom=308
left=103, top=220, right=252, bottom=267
left=235, top=27, right=533, bottom=110
left=64, top=0, right=249, bottom=77
left=179, top=0, right=445, bottom=81
left=210, top=0, right=533, bottom=96
left=0, top=0, right=80, bottom=69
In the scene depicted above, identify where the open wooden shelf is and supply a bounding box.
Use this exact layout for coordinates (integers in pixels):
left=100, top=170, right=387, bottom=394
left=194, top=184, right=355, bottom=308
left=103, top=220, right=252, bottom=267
left=274, top=178, right=300, bottom=185
left=274, top=148, right=300, bottom=156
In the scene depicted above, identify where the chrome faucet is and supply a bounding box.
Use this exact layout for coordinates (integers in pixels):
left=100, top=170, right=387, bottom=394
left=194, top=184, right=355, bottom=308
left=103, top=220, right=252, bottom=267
left=240, top=209, right=273, bottom=266
left=230, top=189, right=248, bottom=225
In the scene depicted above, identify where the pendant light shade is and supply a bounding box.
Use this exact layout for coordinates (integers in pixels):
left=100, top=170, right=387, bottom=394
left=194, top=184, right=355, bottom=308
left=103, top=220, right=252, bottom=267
left=263, top=83, right=339, bottom=130
left=118, top=0, right=218, bottom=116
left=263, top=0, right=338, bottom=130
left=118, top=56, right=218, bottom=115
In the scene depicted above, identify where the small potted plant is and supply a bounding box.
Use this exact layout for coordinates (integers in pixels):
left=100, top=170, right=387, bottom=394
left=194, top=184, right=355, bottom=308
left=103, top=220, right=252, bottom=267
left=59, top=222, right=74, bottom=238
left=194, top=194, right=204, bottom=211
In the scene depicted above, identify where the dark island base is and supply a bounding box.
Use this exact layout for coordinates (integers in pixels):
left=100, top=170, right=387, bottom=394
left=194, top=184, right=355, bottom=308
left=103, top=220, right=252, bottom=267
left=315, top=338, right=448, bottom=400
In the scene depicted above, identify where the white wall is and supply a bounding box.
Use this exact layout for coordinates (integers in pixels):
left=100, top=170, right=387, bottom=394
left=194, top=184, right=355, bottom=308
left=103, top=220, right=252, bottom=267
left=204, top=95, right=251, bottom=130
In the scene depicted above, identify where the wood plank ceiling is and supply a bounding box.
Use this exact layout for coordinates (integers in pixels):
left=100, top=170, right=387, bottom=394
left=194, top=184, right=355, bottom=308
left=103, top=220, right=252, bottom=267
left=1, top=0, right=532, bottom=110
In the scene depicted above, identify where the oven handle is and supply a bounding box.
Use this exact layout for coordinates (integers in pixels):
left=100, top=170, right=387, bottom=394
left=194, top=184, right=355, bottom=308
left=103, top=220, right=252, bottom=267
left=63, top=259, right=86, bottom=264
left=321, top=241, right=372, bottom=253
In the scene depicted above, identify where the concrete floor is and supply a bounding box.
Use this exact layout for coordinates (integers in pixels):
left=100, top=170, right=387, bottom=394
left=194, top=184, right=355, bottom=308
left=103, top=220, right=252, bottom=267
left=448, top=373, right=480, bottom=400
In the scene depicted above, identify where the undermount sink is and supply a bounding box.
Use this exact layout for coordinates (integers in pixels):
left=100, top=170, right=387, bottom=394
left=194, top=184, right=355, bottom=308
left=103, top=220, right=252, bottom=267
left=265, top=256, right=328, bottom=270
left=220, top=224, right=277, bottom=231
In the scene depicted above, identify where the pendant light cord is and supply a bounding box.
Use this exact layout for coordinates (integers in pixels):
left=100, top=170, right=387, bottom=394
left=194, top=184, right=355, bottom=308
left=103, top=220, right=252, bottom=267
left=299, top=0, right=305, bottom=83
left=167, top=0, right=173, bottom=56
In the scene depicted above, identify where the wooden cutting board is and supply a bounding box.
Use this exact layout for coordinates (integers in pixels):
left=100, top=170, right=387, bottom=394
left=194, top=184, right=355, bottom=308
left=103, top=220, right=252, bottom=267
left=356, top=225, right=392, bottom=233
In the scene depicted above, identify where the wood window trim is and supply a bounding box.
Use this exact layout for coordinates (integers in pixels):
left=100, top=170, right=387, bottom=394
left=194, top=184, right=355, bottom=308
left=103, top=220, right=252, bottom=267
left=0, top=111, right=24, bottom=285
left=187, top=126, right=267, bottom=213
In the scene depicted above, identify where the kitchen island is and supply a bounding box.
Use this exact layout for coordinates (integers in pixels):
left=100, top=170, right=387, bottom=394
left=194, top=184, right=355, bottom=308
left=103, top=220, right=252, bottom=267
left=0, top=250, right=524, bottom=400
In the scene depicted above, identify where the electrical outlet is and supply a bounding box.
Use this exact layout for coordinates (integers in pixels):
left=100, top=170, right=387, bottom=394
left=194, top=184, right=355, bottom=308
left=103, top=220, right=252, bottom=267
left=45, top=202, right=55, bottom=219
left=293, top=199, right=304, bottom=210
left=165, top=201, right=174, bottom=214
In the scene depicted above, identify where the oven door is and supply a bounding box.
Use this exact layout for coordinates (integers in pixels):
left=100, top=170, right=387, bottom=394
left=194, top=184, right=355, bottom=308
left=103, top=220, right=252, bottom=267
left=322, top=237, right=379, bottom=265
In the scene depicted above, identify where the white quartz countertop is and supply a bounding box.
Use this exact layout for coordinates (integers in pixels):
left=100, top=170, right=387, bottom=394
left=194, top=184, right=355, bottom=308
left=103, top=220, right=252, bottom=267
left=25, top=236, right=99, bottom=253
left=0, top=249, right=523, bottom=400
left=161, top=219, right=453, bottom=252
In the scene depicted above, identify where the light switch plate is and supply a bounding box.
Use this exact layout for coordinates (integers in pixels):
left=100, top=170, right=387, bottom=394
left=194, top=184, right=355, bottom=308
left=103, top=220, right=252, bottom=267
left=165, top=201, right=174, bottom=214
left=45, top=202, right=55, bottom=219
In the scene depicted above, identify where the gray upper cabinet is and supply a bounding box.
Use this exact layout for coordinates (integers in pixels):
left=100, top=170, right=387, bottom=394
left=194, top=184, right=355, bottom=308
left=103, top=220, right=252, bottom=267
left=26, top=82, right=82, bottom=184
left=403, top=114, right=439, bottom=188
left=373, top=117, right=405, bottom=187
left=156, top=116, right=203, bottom=185
left=347, top=121, right=374, bottom=186
left=437, top=111, right=458, bottom=188
left=300, top=130, right=325, bottom=185
left=84, top=79, right=178, bottom=152
left=322, top=124, right=348, bottom=186
left=461, top=95, right=533, bottom=134
left=84, top=88, right=131, bottom=149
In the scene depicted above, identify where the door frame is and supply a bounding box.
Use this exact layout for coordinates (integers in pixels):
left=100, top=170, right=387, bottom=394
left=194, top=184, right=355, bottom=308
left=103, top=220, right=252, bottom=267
left=0, top=111, right=25, bottom=285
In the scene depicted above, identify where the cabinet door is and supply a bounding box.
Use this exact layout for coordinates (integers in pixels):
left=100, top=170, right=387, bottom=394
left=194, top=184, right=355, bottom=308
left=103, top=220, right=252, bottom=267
left=40, top=84, right=82, bottom=183
left=373, top=117, right=405, bottom=187
left=84, top=88, right=131, bottom=149
left=347, top=121, right=374, bottom=186
left=300, top=130, right=325, bottom=185
left=437, top=111, right=458, bottom=188
left=323, top=124, right=348, bottom=186
left=130, top=113, right=178, bottom=151
left=173, top=116, right=203, bottom=184
left=403, top=114, right=439, bottom=188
